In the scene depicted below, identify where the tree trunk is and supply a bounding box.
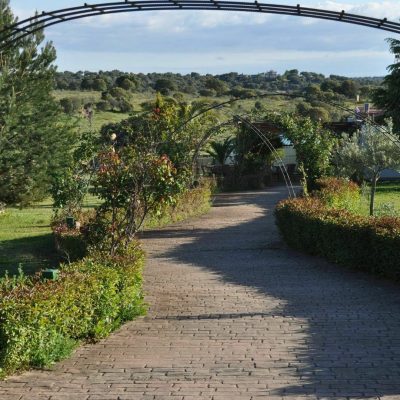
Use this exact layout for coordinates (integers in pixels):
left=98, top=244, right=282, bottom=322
left=370, top=174, right=378, bottom=216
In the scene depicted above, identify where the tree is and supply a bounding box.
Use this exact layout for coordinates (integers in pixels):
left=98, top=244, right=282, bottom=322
left=92, top=77, right=107, bottom=92
left=0, top=1, right=77, bottom=205
left=280, top=115, right=336, bottom=193
left=115, top=75, right=136, bottom=91
left=204, top=77, right=228, bottom=96
left=373, top=38, right=400, bottom=132
left=339, top=79, right=358, bottom=98
left=334, top=121, right=400, bottom=216
left=154, top=78, right=176, bottom=95
left=206, top=137, right=234, bottom=165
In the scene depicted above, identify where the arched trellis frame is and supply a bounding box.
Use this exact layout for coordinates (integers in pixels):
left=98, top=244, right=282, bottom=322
left=1, top=1, right=400, bottom=50
left=171, top=91, right=400, bottom=149
left=166, top=91, right=400, bottom=198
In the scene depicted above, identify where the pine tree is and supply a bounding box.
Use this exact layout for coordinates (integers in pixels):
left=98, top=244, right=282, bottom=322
left=0, top=0, right=77, bottom=205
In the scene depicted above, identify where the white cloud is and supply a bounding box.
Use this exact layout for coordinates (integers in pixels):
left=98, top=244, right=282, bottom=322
left=10, top=0, right=397, bottom=75
left=307, top=1, right=400, bottom=18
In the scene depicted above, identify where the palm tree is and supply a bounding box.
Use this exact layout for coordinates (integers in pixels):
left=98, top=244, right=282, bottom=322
left=205, top=137, right=235, bottom=165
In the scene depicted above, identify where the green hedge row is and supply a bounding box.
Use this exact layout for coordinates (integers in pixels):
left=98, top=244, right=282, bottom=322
left=0, top=242, right=145, bottom=377
left=275, top=197, right=400, bottom=279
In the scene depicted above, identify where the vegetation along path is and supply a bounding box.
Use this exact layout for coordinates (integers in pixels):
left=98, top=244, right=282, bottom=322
left=2, top=186, right=400, bottom=400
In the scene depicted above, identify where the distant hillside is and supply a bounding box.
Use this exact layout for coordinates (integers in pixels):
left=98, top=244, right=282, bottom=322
left=54, top=69, right=384, bottom=124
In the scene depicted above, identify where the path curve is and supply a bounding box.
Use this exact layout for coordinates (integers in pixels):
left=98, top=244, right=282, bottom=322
left=1, top=187, right=400, bottom=399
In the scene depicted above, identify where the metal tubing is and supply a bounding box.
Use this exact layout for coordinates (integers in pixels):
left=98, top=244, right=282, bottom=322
left=1, top=1, right=400, bottom=50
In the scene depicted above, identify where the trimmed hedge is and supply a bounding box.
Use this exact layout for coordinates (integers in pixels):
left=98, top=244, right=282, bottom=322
left=0, top=242, right=145, bottom=377
left=275, top=197, right=400, bottom=279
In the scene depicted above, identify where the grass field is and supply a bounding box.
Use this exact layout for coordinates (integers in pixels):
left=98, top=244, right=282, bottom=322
left=0, top=201, right=56, bottom=276
left=0, top=195, right=101, bottom=277
left=53, top=89, right=302, bottom=134
left=358, top=181, right=400, bottom=216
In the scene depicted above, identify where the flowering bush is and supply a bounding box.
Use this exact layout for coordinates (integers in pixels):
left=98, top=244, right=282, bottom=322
left=88, top=149, right=186, bottom=255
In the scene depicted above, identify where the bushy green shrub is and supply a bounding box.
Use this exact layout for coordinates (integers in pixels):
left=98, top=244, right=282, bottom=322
left=313, top=177, right=361, bottom=212
left=275, top=197, right=400, bottom=279
left=145, top=179, right=213, bottom=228
left=51, top=210, right=94, bottom=261
left=0, top=242, right=145, bottom=377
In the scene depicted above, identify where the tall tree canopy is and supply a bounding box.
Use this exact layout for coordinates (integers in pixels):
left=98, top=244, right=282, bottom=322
left=0, top=0, right=76, bottom=205
left=373, top=38, right=400, bottom=133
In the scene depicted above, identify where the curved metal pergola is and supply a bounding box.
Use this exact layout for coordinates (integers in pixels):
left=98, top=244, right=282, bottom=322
left=1, top=0, right=400, bottom=50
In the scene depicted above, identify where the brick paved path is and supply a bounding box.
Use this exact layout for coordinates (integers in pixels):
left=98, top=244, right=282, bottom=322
left=1, top=187, right=400, bottom=400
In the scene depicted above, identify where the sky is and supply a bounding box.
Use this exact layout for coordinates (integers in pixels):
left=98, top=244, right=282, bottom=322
left=9, top=0, right=400, bottom=76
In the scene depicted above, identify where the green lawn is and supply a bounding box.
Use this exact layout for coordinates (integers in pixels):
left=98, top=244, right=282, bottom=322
left=0, top=194, right=101, bottom=277
left=358, top=181, right=400, bottom=216
left=0, top=200, right=56, bottom=276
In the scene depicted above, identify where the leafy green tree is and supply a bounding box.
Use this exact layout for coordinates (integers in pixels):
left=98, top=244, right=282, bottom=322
left=154, top=78, right=176, bottom=95
left=0, top=0, right=77, bottom=205
left=100, top=94, right=217, bottom=178
left=334, top=121, right=400, bottom=216
left=206, top=137, right=234, bottom=165
left=373, top=38, right=400, bottom=132
left=92, top=77, right=107, bottom=92
left=339, top=79, right=358, bottom=98
left=204, top=77, right=228, bottom=96
left=280, top=115, right=336, bottom=193
left=116, top=75, right=136, bottom=91
left=59, top=97, right=82, bottom=114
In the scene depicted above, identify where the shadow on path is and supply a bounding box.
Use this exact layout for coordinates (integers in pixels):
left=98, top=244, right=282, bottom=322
left=144, top=187, right=400, bottom=398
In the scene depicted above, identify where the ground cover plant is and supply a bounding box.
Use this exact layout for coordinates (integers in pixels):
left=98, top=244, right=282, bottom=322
left=0, top=242, right=145, bottom=377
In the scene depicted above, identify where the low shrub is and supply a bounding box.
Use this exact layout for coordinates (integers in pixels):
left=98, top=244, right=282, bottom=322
left=51, top=210, right=94, bottom=261
left=275, top=197, right=400, bottom=279
left=0, top=242, right=145, bottom=377
left=145, top=179, right=214, bottom=228
left=313, top=177, right=360, bottom=212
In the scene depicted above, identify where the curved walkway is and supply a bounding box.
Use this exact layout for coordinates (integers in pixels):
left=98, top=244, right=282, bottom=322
left=1, top=187, right=400, bottom=399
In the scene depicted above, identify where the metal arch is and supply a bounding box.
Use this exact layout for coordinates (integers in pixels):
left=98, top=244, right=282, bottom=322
left=1, top=0, right=400, bottom=50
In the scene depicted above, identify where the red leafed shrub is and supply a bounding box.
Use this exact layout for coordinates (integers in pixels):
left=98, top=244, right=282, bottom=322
left=313, top=177, right=361, bottom=213
left=275, top=197, right=400, bottom=279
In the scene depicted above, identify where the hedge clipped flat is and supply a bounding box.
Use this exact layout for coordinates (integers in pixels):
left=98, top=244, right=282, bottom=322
left=275, top=196, right=400, bottom=279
